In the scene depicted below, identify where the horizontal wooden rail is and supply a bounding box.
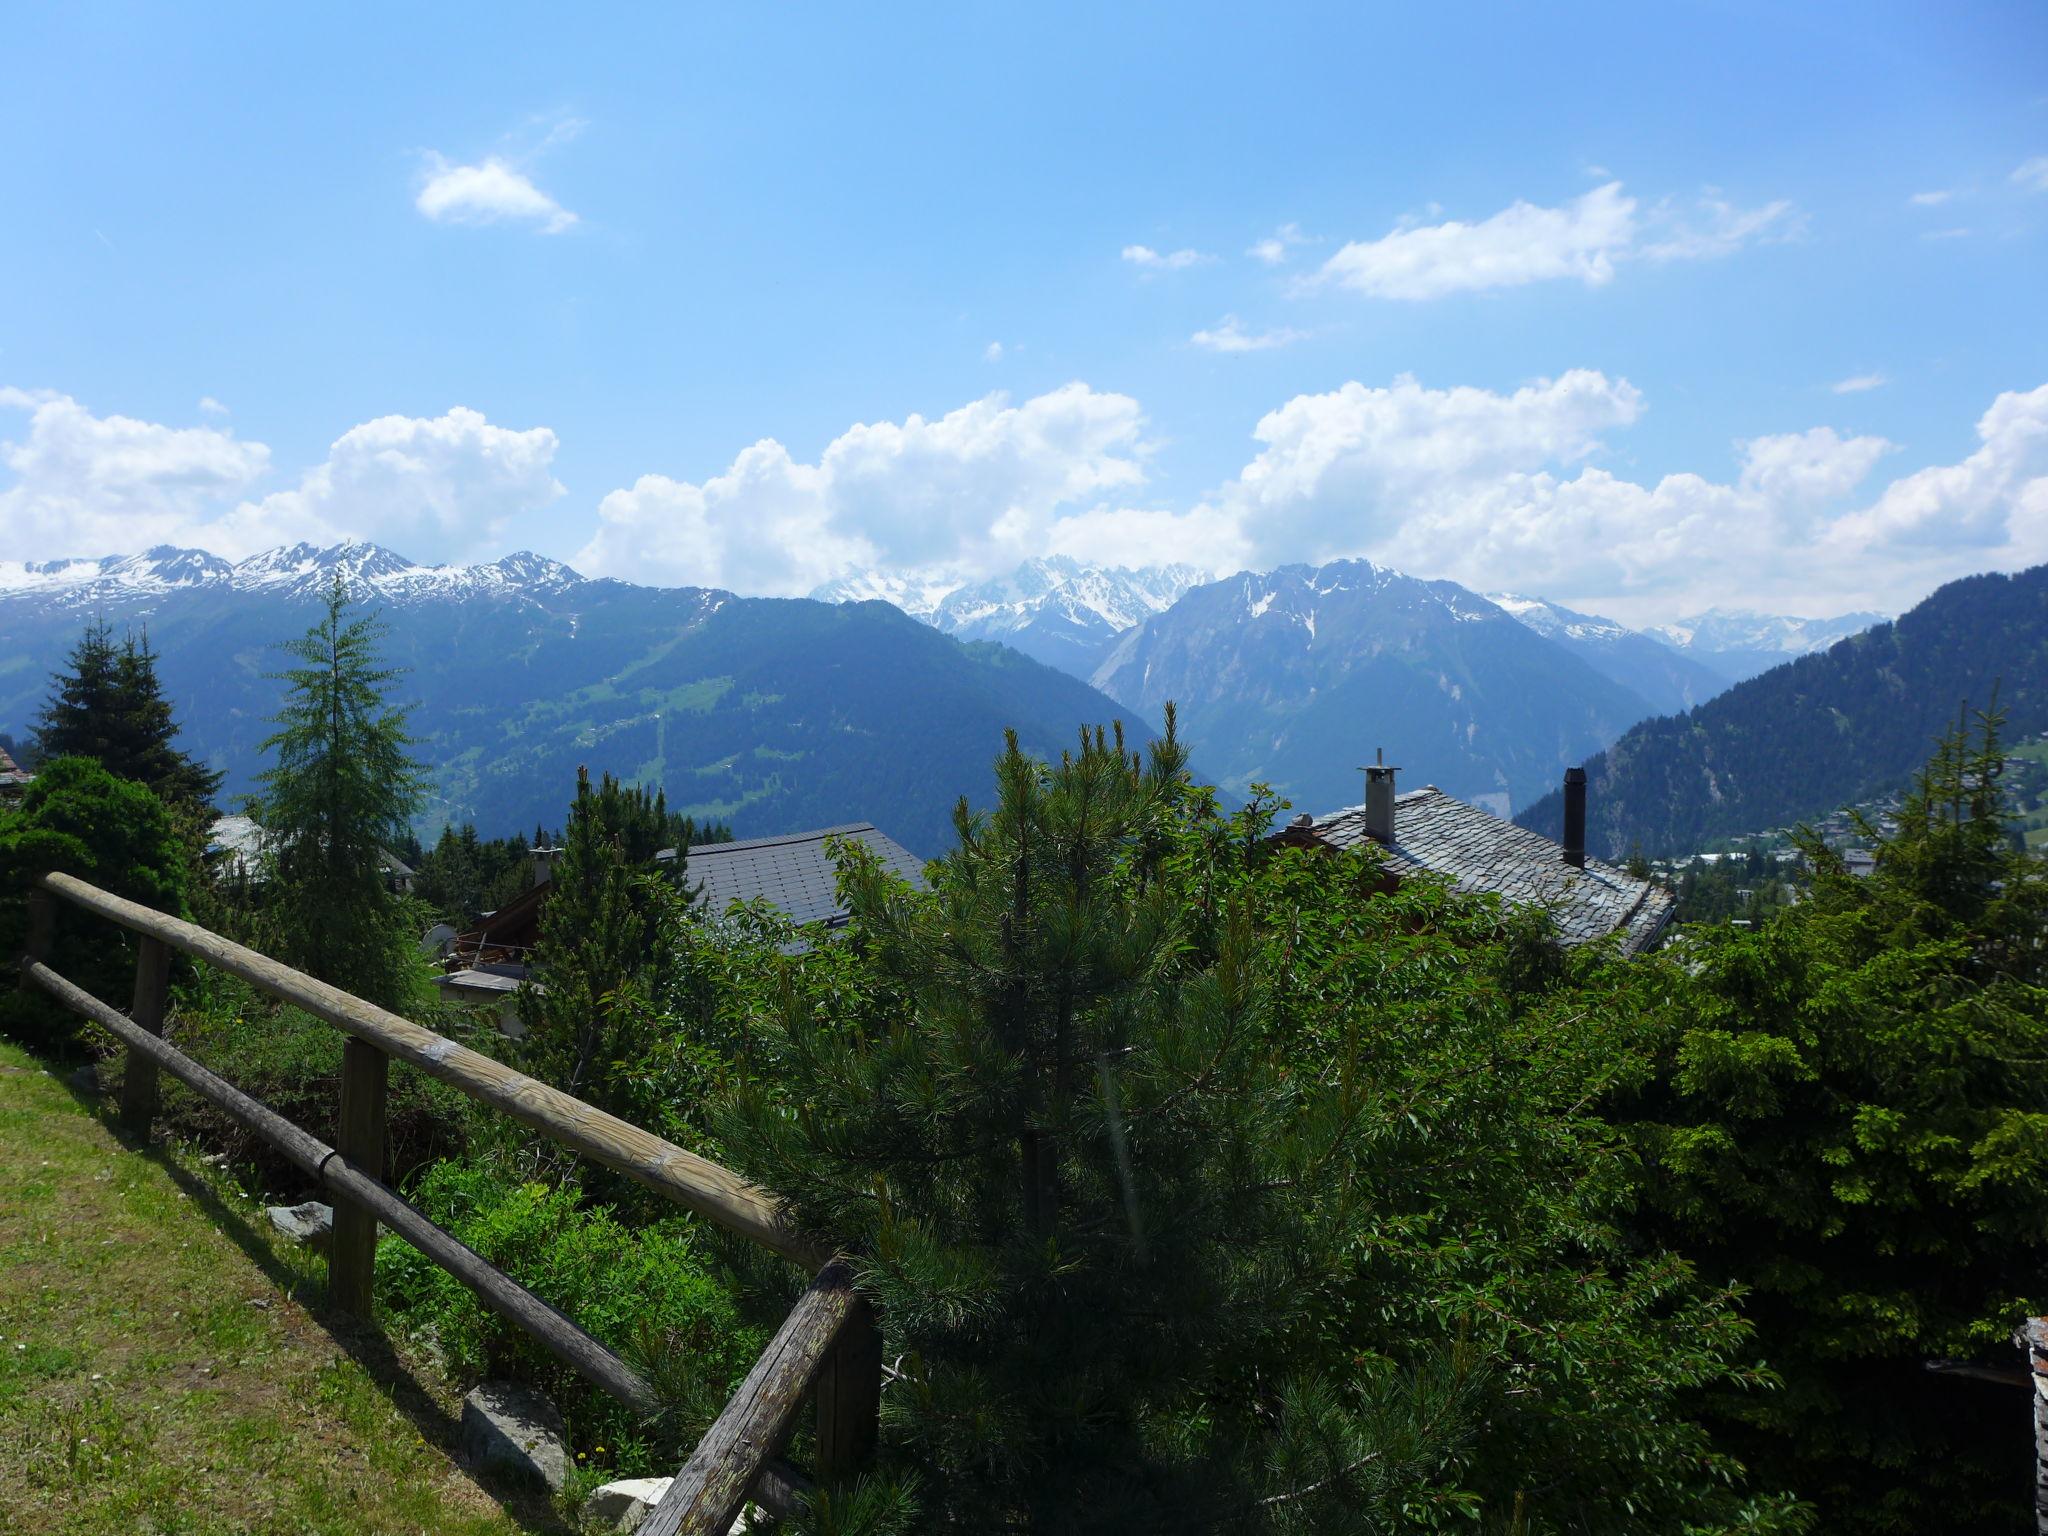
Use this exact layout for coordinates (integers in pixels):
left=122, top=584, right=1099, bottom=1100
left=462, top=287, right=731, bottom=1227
left=23, top=954, right=661, bottom=1416
left=36, top=871, right=828, bottom=1270
left=643, top=1262, right=865, bottom=1536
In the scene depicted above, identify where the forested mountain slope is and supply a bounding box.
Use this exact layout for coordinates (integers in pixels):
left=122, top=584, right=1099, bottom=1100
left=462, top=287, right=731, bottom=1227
left=1518, top=565, right=2048, bottom=858
left=0, top=544, right=1157, bottom=856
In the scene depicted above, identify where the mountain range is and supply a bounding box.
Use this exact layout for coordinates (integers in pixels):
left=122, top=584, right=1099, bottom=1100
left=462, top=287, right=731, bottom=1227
left=0, top=543, right=1156, bottom=857
left=1518, top=565, right=2048, bottom=859
left=811, top=557, right=1206, bottom=675
left=2, top=541, right=1898, bottom=847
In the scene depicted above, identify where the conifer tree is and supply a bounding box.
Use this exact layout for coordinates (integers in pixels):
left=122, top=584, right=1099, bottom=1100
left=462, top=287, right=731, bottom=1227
left=517, top=770, right=712, bottom=1108
left=253, top=579, right=426, bottom=1011
left=34, top=619, right=222, bottom=816
left=716, top=717, right=1486, bottom=1532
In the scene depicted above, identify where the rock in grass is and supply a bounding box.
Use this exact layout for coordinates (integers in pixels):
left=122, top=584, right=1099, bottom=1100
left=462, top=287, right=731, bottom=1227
left=580, top=1479, right=765, bottom=1533
left=581, top=1477, right=671, bottom=1531
left=462, top=1381, right=571, bottom=1492
left=264, top=1201, right=332, bottom=1247
left=67, top=1062, right=104, bottom=1096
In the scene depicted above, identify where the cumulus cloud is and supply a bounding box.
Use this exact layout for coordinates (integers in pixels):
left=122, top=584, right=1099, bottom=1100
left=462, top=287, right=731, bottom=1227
left=1306, top=182, right=1793, bottom=301
left=244, top=408, right=564, bottom=557
left=1832, top=373, right=1887, bottom=394
left=576, top=384, right=1151, bottom=594
left=984, top=341, right=1005, bottom=362
left=1121, top=244, right=1209, bottom=272
left=2014, top=157, right=2048, bottom=193
left=0, top=391, right=562, bottom=563
left=0, top=388, right=271, bottom=560
left=1193, top=371, right=2044, bottom=620
left=1247, top=223, right=1306, bottom=265
left=416, top=154, right=578, bottom=233
left=1189, top=316, right=1306, bottom=353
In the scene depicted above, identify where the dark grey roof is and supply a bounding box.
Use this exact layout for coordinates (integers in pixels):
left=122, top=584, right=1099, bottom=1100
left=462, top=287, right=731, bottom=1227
left=677, top=823, right=927, bottom=930
left=1310, top=788, right=1675, bottom=955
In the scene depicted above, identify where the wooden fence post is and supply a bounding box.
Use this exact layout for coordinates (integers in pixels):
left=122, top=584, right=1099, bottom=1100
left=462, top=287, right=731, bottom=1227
left=814, top=1297, right=882, bottom=1481
left=120, top=936, right=172, bottom=1134
left=329, top=1037, right=388, bottom=1317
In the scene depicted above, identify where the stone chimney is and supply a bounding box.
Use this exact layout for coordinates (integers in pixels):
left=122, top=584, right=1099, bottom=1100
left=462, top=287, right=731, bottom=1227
left=531, top=846, right=559, bottom=887
left=1562, top=768, right=1587, bottom=868
left=1364, top=749, right=1398, bottom=845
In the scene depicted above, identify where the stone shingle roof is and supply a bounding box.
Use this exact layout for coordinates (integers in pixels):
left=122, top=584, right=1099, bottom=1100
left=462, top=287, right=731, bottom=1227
left=1309, top=787, right=1675, bottom=955
left=677, top=822, right=927, bottom=930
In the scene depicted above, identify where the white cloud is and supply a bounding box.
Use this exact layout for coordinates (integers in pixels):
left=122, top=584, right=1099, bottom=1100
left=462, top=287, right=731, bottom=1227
left=1121, top=243, right=1209, bottom=272
left=242, top=407, right=563, bottom=559
left=1247, top=222, right=1306, bottom=265
left=1190, top=371, right=2044, bottom=620
left=1635, top=190, right=1799, bottom=262
left=198, top=395, right=229, bottom=416
left=1307, top=182, right=1793, bottom=301
left=0, top=391, right=561, bottom=564
left=2014, top=156, right=2048, bottom=193
left=1909, top=189, right=1953, bottom=206
left=984, top=341, right=1004, bottom=362
left=577, top=384, right=1151, bottom=595
left=0, top=388, right=272, bottom=560
left=1923, top=226, right=1972, bottom=241
left=1189, top=316, right=1306, bottom=353
left=416, top=154, right=578, bottom=234
left=1832, top=373, right=1887, bottom=394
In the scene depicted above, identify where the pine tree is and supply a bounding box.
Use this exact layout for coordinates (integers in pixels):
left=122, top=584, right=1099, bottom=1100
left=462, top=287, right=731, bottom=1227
left=714, top=717, right=1488, bottom=1532
left=253, top=579, right=426, bottom=1011
left=34, top=620, right=222, bottom=816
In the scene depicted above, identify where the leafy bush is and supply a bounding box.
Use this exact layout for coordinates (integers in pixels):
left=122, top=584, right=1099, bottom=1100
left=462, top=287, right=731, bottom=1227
left=375, top=1159, right=762, bottom=1473
left=0, top=756, right=188, bottom=1046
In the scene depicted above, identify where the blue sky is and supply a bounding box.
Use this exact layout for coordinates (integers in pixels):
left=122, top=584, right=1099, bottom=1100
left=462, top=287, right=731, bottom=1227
left=2, top=2, right=2044, bottom=624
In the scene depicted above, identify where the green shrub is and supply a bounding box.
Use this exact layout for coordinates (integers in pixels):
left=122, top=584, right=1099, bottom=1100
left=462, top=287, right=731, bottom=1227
left=376, top=1159, right=761, bottom=1473
left=136, top=973, right=477, bottom=1188
left=0, top=756, right=188, bottom=1047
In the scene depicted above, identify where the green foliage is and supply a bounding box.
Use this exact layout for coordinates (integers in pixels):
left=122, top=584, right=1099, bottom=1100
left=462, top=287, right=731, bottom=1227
left=1670, top=846, right=1802, bottom=926
left=374, top=1159, right=761, bottom=1471
left=513, top=769, right=714, bottom=1111
left=33, top=620, right=222, bottom=817
left=410, top=824, right=538, bottom=927
left=1622, top=704, right=2048, bottom=1531
left=699, top=719, right=1795, bottom=1533
left=140, top=970, right=475, bottom=1187
left=0, top=757, right=188, bottom=1041
left=252, top=580, right=428, bottom=1012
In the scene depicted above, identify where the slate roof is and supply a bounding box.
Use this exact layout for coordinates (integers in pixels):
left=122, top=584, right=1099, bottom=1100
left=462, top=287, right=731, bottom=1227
left=1307, top=787, right=1675, bottom=955
left=670, top=822, right=928, bottom=930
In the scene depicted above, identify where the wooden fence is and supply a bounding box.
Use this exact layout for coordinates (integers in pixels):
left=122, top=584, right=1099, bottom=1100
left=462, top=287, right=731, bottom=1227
left=17, top=871, right=879, bottom=1536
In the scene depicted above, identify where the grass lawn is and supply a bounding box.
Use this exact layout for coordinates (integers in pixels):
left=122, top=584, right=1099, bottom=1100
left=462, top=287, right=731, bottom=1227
left=0, top=1035, right=570, bottom=1536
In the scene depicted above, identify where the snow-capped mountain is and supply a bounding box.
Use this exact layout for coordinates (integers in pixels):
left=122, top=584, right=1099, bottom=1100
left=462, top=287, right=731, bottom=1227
left=812, top=556, right=1208, bottom=676
left=1487, top=592, right=1731, bottom=716
left=0, top=541, right=1146, bottom=856
left=1645, top=607, right=1888, bottom=684
left=0, top=541, right=585, bottom=610
left=1093, top=560, right=1658, bottom=818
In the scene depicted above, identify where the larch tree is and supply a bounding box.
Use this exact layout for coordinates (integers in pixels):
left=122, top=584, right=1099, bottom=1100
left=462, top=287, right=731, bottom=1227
left=253, top=578, right=426, bottom=1012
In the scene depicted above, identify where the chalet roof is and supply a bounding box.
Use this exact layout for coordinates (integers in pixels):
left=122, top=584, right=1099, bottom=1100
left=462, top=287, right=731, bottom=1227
left=0, top=746, right=32, bottom=793
left=1306, top=787, right=1675, bottom=955
left=672, top=822, right=927, bottom=930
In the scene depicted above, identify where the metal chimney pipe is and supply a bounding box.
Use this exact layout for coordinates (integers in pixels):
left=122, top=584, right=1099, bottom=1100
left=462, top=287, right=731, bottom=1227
left=1562, top=768, right=1587, bottom=867
left=1364, top=749, right=1398, bottom=845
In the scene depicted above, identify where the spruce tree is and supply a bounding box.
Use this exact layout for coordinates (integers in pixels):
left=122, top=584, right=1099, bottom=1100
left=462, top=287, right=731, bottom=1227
left=34, top=620, right=222, bottom=816
left=253, top=579, right=426, bottom=1011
